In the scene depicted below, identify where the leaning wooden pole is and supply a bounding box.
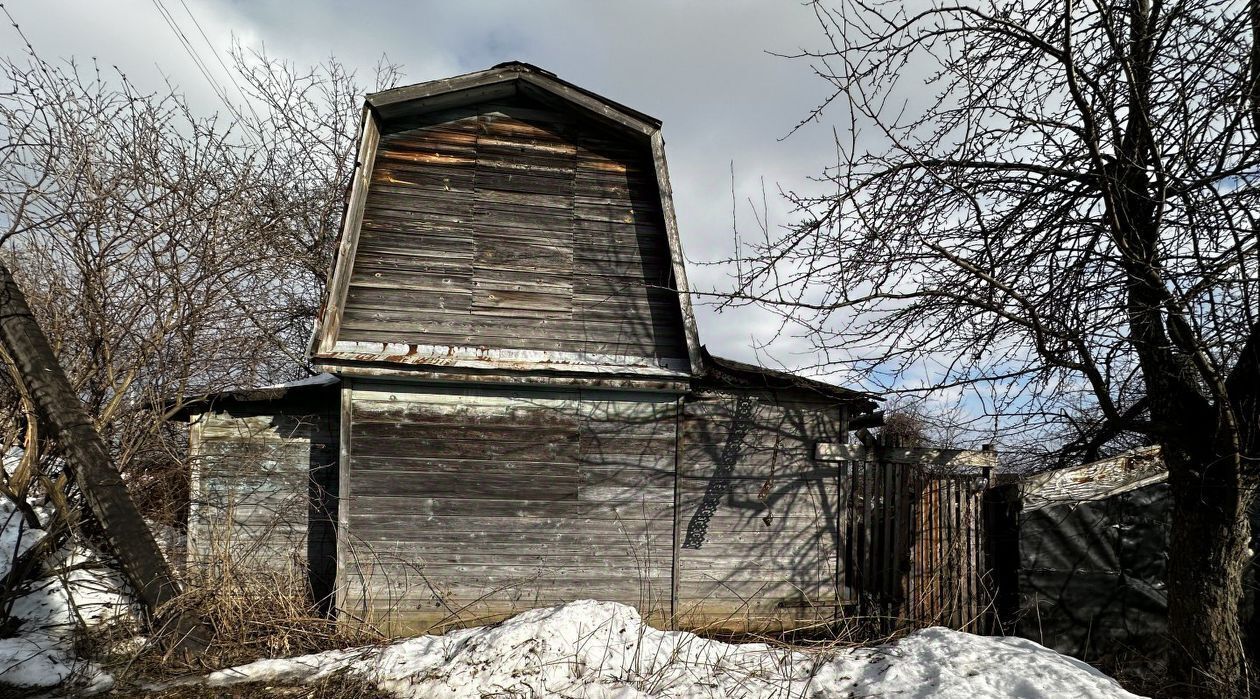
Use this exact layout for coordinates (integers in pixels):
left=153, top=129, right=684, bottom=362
left=0, top=259, right=205, bottom=650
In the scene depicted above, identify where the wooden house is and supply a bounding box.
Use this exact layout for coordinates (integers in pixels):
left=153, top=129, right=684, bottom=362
left=176, top=62, right=886, bottom=635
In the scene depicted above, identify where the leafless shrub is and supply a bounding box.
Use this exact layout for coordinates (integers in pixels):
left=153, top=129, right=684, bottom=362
left=104, top=557, right=384, bottom=681
left=0, top=15, right=402, bottom=651
left=0, top=26, right=401, bottom=513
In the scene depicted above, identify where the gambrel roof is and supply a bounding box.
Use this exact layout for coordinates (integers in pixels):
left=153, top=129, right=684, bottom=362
left=309, top=62, right=702, bottom=386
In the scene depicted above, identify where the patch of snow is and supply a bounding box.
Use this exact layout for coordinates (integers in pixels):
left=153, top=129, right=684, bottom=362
left=810, top=626, right=1139, bottom=698
left=9, top=545, right=138, bottom=634
left=199, top=600, right=1144, bottom=698
left=0, top=635, right=85, bottom=689
left=1, top=496, right=44, bottom=580
left=1, top=490, right=135, bottom=695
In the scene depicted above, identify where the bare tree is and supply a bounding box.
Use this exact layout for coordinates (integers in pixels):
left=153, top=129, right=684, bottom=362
left=725, top=0, right=1260, bottom=693
left=1, top=256, right=208, bottom=648
left=0, top=43, right=397, bottom=485
left=0, top=19, right=399, bottom=644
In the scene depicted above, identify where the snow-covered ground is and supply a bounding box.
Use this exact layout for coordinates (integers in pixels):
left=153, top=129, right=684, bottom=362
left=193, top=600, right=1144, bottom=699
left=1, top=495, right=45, bottom=581
left=1, top=492, right=134, bottom=694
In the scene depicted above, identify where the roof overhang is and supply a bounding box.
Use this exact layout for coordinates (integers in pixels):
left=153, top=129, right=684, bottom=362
left=695, top=347, right=881, bottom=413
left=366, top=61, right=661, bottom=137
left=167, top=374, right=341, bottom=421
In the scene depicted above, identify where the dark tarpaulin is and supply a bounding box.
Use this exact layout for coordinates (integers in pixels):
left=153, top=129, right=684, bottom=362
left=1016, top=483, right=1174, bottom=661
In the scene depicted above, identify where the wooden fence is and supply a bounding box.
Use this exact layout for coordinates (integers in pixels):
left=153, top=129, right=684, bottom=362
left=819, top=443, right=996, bottom=632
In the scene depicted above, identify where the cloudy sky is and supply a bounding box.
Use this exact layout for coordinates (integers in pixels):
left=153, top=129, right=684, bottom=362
left=7, top=0, right=849, bottom=372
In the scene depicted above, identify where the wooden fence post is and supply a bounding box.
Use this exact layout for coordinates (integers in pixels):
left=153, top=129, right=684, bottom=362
left=983, top=479, right=1021, bottom=635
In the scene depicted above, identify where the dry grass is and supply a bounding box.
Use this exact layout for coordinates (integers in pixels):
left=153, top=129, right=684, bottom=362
left=129, top=670, right=392, bottom=699
left=89, top=553, right=386, bottom=694
left=79, top=534, right=997, bottom=697
left=167, top=570, right=378, bottom=667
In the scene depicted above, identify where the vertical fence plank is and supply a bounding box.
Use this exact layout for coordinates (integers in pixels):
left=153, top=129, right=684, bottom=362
left=968, top=484, right=977, bottom=629
left=963, top=482, right=973, bottom=630
left=870, top=463, right=882, bottom=611
left=974, top=487, right=983, bottom=629
left=836, top=461, right=847, bottom=608
left=908, top=470, right=918, bottom=622
left=936, top=478, right=946, bottom=625
left=954, top=480, right=963, bottom=628
left=947, top=479, right=957, bottom=628
left=880, top=463, right=892, bottom=603
left=953, top=480, right=961, bottom=627
left=863, top=463, right=876, bottom=616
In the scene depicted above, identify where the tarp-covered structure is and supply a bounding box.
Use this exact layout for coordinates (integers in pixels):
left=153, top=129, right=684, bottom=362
left=1011, top=447, right=1259, bottom=665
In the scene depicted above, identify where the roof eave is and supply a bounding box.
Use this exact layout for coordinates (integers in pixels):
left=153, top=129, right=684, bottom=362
left=366, top=63, right=662, bottom=135
left=167, top=375, right=341, bottom=421
left=697, top=348, right=881, bottom=412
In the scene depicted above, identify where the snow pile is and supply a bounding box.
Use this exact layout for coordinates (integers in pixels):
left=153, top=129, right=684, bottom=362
left=1, top=488, right=135, bottom=694
left=201, top=600, right=1144, bottom=698
left=1, top=496, right=45, bottom=581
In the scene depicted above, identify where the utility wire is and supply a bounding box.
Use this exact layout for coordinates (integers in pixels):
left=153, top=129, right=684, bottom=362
left=149, top=0, right=266, bottom=148
left=177, top=0, right=263, bottom=125
left=148, top=0, right=235, bottom=118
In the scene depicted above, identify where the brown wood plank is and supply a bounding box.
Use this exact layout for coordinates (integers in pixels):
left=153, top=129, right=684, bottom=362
left=348, top=475, right=578, bottom=502
left=371, top=159, right=476, bottom=185
left=357, top=224, right=477, bottom=249
left=340, top=531, right=670, bottom=551
left=348, top=458, right=633, bottom=481
left=348, top=497, right=672, bottom=521
left=352, top=434, right=578, bottom=461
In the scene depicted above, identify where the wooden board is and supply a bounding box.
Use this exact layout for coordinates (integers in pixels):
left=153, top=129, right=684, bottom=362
left=673, top=391, right=846, bottom=629
left=187, top=408, right=339, bottom=608
left=339, top=382, right=678, bottom=635
left=332, top=94, right=689, bottom=371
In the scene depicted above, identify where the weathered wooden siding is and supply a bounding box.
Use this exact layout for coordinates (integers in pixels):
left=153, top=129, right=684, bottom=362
left=334, top=97, right=687, bottom=370
left=339, top=382, right=677, bottom=634
left=187, top=408, right=339, bottom=603
left=674, top=391, right=846, bottom=632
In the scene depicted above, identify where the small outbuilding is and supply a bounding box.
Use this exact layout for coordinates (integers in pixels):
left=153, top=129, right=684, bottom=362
left=1007, top=447, right=1171, bottom=662
left=175, top=63, right=1004, bottom=636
